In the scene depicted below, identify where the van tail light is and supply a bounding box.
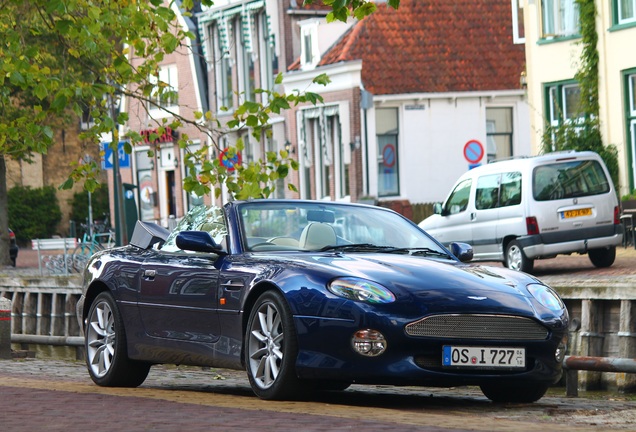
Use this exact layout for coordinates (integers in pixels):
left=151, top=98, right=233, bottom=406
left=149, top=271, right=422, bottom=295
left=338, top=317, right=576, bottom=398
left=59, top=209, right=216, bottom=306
left=614, top=206, right=620, bottom=225
left=526, top=217, right=540, bottom=235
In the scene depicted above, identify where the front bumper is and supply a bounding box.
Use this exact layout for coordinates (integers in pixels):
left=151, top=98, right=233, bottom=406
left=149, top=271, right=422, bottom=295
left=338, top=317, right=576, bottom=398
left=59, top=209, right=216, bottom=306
left=292, top=315, right=566, bottom=387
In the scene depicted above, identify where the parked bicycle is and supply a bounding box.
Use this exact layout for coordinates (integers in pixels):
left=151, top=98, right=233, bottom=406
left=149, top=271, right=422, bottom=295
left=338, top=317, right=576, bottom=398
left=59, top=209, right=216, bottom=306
left=72, top=219, right=115, bottom=272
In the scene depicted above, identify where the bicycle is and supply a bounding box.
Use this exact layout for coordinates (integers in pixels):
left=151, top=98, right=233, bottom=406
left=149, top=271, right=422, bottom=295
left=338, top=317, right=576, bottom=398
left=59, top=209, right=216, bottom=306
left=72, top=221, right=115, bottom=272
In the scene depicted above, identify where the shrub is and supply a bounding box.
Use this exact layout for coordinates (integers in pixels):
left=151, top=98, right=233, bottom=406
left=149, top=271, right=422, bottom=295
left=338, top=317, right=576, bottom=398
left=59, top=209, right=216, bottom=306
left=8, top=185, right=62, bottom=243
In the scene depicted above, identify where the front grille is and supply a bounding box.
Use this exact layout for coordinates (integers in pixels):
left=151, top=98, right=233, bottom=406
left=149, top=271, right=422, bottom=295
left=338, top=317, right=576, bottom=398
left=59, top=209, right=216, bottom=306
left=405, top=314, right=548, bottom=340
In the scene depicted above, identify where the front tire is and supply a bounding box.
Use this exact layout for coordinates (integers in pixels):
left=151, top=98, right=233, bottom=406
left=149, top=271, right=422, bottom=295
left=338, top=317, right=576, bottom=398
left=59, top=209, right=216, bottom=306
left=588, top=246, right=616, bottom=268
left=245, top=291, right=302, bottom=400
left=480, top=382, right=549, bottom=403
left=85, top=291, right=150, bottom=387
left=505, top=240, right=534, bottom=273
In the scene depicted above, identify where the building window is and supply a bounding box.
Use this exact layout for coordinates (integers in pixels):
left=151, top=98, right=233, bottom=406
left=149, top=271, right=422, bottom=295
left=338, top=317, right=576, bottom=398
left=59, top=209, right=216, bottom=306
left=299, top=20, right=319, bottom=70
left=511, top=0, right=525, bottom=43
left=240, top=12, right=256, bottom=102
left=376, top=108, right=399, bottom=197
left=213, top=20, right=234, bottom=111
left=617, top=0, right=636, bottom=25
left=546, top=81, right=582, bottom=126
left=261, top=13, right=279, bottom=92
left=627, top=72, right=636, bottom=190
left=542, top=0, right=580, bottom=38
left=185, top=144, right=204, bottom=210
left=486, top=108, right=513, bottom=162
left=149, top=65, right=178, bottom=112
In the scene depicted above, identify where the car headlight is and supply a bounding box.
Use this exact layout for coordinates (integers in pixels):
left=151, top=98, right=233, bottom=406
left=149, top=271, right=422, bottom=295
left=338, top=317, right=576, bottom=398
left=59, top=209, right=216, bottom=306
left=328, top=277, right=396, bottom=304
left=527, top=284, right=565, bottom=311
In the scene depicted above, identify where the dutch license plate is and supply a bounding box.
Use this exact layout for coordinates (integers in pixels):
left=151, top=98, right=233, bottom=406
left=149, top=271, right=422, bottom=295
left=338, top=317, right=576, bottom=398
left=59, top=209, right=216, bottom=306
left=561, top=208, right=592, bottom=219
left=442, top=346, right=525, bottom=369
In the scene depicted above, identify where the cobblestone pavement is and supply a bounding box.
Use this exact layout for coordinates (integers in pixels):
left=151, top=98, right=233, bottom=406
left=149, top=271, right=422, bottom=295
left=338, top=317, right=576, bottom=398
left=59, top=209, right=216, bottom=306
left=1, top=357, right=636, bottom=431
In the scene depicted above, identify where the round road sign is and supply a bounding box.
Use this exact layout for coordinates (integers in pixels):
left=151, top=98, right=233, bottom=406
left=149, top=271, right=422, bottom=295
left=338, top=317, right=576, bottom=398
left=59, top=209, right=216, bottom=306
left=463, top=140, right=484, bottom=164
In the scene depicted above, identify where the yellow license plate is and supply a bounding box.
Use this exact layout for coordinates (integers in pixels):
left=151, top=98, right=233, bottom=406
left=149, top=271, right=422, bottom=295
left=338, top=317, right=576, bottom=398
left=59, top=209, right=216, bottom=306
left=562, top=208, right=592, bottom=219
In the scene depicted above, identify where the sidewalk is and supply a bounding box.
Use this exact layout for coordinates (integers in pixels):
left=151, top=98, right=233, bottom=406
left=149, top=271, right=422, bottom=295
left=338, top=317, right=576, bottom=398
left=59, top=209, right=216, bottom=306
left=7, top=243, right=636, bottom=281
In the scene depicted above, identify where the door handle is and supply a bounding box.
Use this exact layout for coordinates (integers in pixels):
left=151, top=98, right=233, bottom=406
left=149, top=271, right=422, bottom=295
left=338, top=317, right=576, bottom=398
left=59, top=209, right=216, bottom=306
left=470, top=212, right=476, bottom=221
left=143, top=269, right=156, bottom=280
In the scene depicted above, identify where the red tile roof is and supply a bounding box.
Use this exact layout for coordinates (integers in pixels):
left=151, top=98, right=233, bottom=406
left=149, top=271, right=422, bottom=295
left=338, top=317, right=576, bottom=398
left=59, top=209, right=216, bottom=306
left=305, top=0, right=525, bottom=95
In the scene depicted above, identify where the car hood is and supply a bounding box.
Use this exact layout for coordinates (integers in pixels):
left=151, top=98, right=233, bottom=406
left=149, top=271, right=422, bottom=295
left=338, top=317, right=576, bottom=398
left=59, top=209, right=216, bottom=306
left=418, top=214, right=443, bottom=231
left=281, top=252, right=552, bottom=318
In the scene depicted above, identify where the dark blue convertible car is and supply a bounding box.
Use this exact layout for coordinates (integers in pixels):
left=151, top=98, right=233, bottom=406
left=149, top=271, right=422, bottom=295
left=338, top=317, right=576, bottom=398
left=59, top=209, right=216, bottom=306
left=77, top=199, right=569, bottom=402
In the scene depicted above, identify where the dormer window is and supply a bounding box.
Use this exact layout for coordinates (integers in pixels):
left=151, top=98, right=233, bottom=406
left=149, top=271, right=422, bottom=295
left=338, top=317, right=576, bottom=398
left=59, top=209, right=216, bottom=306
left=299, top=20, right=320, bottom=70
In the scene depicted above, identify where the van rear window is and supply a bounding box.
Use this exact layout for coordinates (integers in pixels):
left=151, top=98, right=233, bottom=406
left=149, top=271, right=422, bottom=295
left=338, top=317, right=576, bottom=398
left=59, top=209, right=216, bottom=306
left=533, top=160, right=610, bottom=201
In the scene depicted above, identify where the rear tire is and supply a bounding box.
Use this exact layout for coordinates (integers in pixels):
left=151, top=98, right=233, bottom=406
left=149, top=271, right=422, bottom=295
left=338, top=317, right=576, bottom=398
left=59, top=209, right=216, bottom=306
left=588, top=246, right=616, bottom=268
left=85, top=291, right=150, bottom=387
left=505, top=240, right=534, bottom=273
left=480, top=382, right=549, bottom=403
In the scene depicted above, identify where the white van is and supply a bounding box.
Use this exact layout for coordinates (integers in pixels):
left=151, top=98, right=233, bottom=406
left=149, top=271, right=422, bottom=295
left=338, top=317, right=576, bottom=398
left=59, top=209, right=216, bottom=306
left=419, top=151, right=623, bottom=273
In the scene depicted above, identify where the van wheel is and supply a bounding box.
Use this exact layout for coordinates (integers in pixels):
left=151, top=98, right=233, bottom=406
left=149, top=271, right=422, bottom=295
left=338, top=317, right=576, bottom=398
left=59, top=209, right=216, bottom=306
left=588, top=246, right=616, bottom=268
left=505, top=240, right=534, bottom=273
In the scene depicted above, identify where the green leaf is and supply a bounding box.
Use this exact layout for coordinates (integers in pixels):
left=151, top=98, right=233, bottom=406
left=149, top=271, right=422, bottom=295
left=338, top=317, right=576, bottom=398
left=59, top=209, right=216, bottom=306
left=34, top=84, right=49, bottom=100
left=354, top=3, right=377, bottom=20
left=161, top=33, right=179, bottom=53
left=312, top=73, right=331, bottom=86
left=60, top=178, right=74, bottom=190
left=274, top=72, right=284, bottom=85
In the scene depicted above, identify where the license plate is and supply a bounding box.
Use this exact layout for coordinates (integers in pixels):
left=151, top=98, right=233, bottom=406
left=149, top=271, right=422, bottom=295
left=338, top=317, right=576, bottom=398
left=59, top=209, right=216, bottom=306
left=561, top=208, right=592, bottom=219
left=442, top=346, right=525, bottom=369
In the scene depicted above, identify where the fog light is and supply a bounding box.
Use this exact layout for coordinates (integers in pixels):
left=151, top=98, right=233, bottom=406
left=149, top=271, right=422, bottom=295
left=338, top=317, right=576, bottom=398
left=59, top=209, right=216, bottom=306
left=555, top=335, right=568, bottom=363
left=352, top=329, right=387, bottom=357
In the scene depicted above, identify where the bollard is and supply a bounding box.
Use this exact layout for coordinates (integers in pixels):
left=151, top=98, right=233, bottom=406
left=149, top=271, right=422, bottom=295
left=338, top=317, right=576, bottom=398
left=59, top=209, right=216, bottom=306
left=0, top=297, right=11, bottom=359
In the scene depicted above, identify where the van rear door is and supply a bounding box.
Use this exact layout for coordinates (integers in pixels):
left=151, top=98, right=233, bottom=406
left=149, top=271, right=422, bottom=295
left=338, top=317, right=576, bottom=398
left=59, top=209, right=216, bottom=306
left=531, top=156, right=616, bottom=243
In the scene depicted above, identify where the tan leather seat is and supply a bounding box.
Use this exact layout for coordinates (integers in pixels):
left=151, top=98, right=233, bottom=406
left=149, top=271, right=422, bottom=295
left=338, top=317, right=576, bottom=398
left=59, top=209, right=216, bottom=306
left=299, top=222, right=337, bottom=250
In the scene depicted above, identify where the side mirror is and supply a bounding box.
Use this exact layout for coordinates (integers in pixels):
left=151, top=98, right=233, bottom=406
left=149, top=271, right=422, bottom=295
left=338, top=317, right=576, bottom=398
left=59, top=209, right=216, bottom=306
left=449, top=242, right=473, bottom=262
left=176, top=231, right=226, bottom=254
left=433, top=202, right=443, bottom=215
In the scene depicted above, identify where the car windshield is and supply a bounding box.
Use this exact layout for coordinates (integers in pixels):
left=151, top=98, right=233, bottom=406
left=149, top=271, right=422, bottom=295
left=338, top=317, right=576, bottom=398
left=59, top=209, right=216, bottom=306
left=161, top=205, right=227, bottom=252
left=237, top=201, right=449, bottom=256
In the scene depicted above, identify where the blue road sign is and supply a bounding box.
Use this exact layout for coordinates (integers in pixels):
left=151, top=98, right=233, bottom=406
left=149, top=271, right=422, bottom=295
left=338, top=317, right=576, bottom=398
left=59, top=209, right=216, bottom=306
left=463, top=140, right=484, bottom=164
left=102, top=141, right=130, bottom=169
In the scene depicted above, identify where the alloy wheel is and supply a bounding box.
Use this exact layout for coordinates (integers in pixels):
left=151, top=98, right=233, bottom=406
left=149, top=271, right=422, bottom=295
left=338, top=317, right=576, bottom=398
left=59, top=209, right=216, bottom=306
left=86, top=299, right=116, bottom=378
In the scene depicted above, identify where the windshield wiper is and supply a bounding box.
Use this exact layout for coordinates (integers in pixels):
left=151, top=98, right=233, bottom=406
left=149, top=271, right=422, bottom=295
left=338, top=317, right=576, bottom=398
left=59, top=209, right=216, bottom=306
left=317, top=244, right=451, bottom=258
left=384, top=247, right=451, bottom=258
left=317, top=243, right=396, bottom=252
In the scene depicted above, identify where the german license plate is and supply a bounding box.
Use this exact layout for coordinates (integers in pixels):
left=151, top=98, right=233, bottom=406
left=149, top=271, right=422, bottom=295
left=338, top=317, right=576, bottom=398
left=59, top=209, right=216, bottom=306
left=561, top=208, right=592, bottom=219
left=442, top=346, right=525, bottom=369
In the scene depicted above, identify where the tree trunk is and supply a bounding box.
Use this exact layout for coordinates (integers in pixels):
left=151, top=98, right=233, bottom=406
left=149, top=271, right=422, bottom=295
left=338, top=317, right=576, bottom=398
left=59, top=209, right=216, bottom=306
left=0, top=155, right=10, bottom=266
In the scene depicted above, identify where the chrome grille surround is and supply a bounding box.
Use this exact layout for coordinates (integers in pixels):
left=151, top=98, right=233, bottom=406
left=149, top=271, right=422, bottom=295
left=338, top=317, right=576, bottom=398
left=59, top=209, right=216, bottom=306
left=405, top=314, right=549, bottom=340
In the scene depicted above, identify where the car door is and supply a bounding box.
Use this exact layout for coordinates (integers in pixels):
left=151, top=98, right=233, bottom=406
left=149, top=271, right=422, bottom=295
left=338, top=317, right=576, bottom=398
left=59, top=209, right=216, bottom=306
left=138, top=251, right=221, bottom=343
left=432, top=178, right=474, bottom=246
left=471, top=174, right=501, bottom=260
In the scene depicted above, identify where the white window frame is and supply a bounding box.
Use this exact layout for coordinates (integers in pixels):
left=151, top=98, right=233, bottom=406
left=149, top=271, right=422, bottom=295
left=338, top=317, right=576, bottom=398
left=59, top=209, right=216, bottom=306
left=542, top=0, right=580, bottom=38
left=618, top=0, right=636, bottom=25
left=149, top=65, right=179, bottom=118
left=213, top=21, right=234, bottom=112
left=628, top=73, right=636, bottom=189
left=630, top=74, right=636, bottom=116
left=511, top=0, right=525, bottom=44
left=299, top=20, right=320, bottom=70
